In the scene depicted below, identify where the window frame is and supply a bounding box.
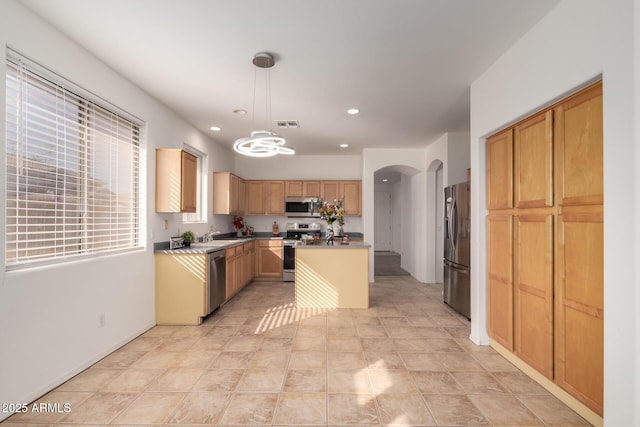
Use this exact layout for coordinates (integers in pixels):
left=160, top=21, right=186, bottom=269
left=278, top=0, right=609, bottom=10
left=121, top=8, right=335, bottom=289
left=5, top=48, right=146, bottom=271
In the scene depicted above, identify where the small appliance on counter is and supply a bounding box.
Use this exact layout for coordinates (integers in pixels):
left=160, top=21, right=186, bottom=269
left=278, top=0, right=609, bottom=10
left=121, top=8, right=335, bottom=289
left=170, top=236, right=185, bottom=250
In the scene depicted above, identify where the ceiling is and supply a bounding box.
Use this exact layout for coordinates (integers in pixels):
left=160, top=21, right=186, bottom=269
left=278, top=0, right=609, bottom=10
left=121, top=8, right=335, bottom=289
left=20, top=0, right=560, bottom=156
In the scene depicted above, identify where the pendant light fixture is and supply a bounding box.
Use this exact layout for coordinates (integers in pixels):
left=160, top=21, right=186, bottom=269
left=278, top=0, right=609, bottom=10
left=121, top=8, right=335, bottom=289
left=233, top=52, right=294, bottom=157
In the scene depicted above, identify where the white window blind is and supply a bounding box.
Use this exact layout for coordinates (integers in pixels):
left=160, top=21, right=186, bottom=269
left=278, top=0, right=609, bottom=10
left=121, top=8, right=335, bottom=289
left=5, top=50, right=143, bottom=270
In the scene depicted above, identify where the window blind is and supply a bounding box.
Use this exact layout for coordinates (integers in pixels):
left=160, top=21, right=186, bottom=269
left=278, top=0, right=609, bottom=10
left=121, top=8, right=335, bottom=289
left=5, top=50, right=143, bottom=270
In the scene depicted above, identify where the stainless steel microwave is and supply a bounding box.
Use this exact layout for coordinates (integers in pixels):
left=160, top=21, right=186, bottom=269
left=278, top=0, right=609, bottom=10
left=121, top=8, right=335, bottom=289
left=285, top=197, right=320, bottom=217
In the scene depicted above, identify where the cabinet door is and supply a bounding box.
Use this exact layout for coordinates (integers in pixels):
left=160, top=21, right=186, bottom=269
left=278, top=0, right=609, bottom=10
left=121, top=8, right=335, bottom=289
left=486, top=129, right=513, bottom=210
left=180, top=151, right=198, bottom=213
left=286, top=181, right=303, bottom=197
left=265, top=181, right=285, bottom=215
left=225, top=252, right=237, bottom=300
left=238, top=178, right=247, bottom=215
left=555, top=82, right=603, bottom=206
left=230, top=174, right=240, bottom=214
left=514, top=214, right=554, bottom=379
left=487, top=214, right=513, bottom=350
left=321, top=181, right=340, bottom=203
left=555, top=208, right=603, bottom=416
left=257, top=240, right=283, bottom=278
left=341, top=181, right=361, bottom=215
left=514, top=111, right=553, bottom=208
left=303, top=181, right=321, bottom=197
left=247, top=181, right=265, bottom=215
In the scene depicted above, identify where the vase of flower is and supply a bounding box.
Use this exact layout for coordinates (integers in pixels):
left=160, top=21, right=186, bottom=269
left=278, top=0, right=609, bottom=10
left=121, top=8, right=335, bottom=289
left=233, top=215, right=244, bottom=237
left=318, top=198, right=345, bottom=242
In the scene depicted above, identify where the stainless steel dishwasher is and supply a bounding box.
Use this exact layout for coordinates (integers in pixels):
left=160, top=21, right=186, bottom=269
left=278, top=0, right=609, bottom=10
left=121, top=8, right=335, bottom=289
left=207, top=249, right=226, bottom=314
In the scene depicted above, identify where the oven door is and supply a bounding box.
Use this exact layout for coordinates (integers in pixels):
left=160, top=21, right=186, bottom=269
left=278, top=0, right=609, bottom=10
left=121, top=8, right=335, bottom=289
left=283, top=242, right=296, bottom=282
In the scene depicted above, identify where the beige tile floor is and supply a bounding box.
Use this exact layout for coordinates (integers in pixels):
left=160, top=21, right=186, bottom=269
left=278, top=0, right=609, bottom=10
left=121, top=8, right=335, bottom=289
left=3, top=275, right=592, bottom=426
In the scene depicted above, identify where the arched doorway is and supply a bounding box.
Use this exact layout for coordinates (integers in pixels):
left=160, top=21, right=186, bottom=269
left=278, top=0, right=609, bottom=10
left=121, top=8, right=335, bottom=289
left=373, top=165, right=421, bottom=277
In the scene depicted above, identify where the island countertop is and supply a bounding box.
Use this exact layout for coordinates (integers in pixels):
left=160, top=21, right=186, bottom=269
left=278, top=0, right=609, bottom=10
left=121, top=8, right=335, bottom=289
left=295, top=241, right=371, bottom=249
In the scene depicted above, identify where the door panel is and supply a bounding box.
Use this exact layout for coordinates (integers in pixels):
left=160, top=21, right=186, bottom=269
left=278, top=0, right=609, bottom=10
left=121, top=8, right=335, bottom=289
left=514, top=110, right=553, bottom=208
left=487, top=214, right=513, bottom=351
left=555, top=208, right=603, bottom=415
left=486, top=129, right=513, bottom=210
left=514, top=214, right=553, bottom=379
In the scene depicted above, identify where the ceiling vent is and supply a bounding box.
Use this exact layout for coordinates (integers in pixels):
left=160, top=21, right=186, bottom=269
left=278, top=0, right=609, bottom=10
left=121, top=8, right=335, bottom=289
left=275, top=120, right=300, bottom=129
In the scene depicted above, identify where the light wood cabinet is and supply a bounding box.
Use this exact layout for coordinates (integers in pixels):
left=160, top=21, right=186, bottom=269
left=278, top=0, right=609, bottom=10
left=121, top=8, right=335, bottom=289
left=256, top=239, right=283, bottom=279
left=486, top=214, right=513, bottom=351
left=514, top=111, right=553, bottom=208
left=265, top=181, right=285, bottom=215
left=225, top=246, right=237, bottom=299
left=155, top=253, right=206, bottom=325
left=486, top=129, right=513, bottom=210
left=247, top=181, right=266, bottom=215
left=485, top=81, right=603, bottom=417
left=555, top=83, right=603, bottom=207
left=213, top=172, right=245, bottom=215
left=321, top=181, right=340, bottom=203
left=514, top=214, right=554, bottom=379
left=155, top=149, right=198, bottom=213
left=340, top=180, right=361, bottom=215
left=286, top=180, right=322, bottom=198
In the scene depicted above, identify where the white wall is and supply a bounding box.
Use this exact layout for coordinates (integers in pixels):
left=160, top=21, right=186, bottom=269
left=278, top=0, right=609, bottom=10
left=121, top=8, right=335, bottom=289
left=469, top=0, right=639, bottom=424
left=0, top=1, right=234, bottom=418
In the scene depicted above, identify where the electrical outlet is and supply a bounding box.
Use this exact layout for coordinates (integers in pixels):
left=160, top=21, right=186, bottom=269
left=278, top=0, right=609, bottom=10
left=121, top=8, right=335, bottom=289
left=99, top=313, right=106, bottom=328
left=163, top=219, right=168, bottom=230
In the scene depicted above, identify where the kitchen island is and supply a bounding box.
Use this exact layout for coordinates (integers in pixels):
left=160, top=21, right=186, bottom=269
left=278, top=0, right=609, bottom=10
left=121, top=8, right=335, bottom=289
left=295, top=242, right=371, bottom=309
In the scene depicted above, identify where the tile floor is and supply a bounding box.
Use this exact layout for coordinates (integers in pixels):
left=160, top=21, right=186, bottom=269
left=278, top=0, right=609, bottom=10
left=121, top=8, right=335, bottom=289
left=3, top=275, right=592, bottom=426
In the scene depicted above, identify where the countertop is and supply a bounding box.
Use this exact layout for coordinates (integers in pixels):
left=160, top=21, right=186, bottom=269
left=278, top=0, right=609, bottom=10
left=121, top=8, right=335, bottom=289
left=295, top=241, right=371, bottom=249
left=154, top=234, right=282, bottom=254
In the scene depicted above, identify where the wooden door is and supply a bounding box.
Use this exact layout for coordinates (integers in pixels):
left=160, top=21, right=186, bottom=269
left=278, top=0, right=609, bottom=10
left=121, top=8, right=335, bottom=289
left=341, top=181, right=361, bottom=215
left=555, top=82, right=603, bottom=207
left=486, top=129, right=513, bottom=210
left=225, top=248, right=237, bottom=300
left=514, top=214, right=554, bottom=378
left=487, top=214, right=513, bottom=350
left=321, top=181, right=340, bottom=203
left=555, top=208, right=603, bottom=415
left=303, top=181, right=321, bottom=197
left=238, top=178, right=247, bottom=215
left=514, top=111, right=553, bottom=208
left=265, top=181, right=285, bottom=215
left=246, top=181, right=265, bottom=215
left=230, top=174, right=240, bottom=214
left=257, top=240, right=283, bottom=278
left=180, top=151, right=198, bottom=213
left=286, top=181, right=303, bottom=197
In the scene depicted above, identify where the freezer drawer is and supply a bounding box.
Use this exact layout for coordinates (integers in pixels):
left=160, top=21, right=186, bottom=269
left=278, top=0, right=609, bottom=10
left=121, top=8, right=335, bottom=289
left=443, top=261, right=470, bottom=319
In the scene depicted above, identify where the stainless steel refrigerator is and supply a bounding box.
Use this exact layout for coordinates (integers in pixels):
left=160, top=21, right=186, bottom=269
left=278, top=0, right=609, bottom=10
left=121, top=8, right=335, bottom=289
left=443, top=181, right=471, bottom=319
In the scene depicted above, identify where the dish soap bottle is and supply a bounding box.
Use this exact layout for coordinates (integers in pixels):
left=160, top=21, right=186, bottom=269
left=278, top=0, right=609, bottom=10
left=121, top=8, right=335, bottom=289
left=272, top=221, right=279, bottom=236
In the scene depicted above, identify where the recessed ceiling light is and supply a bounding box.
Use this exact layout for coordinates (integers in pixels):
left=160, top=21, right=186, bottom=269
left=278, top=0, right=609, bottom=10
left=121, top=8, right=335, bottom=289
left=347, top=108, right=360, bottom=115
left=233, top=109, right=248, bottom=115
left=340, top=144, right=349, bottom=148
left=382, top=179, right=389, bottom=182
left=210, top=126, right=221, bottom=131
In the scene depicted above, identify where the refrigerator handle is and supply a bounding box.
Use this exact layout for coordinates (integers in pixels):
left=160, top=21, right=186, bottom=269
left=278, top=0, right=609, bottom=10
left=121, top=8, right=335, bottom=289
left=450, top=198, right=457, bottom=253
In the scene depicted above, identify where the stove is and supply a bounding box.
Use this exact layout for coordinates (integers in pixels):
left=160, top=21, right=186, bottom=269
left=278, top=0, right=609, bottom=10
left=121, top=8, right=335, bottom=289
left=283, top=222, right=321, bottom=282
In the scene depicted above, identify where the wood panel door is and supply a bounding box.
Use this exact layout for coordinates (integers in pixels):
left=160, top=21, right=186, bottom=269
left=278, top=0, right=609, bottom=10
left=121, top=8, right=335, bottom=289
left=514, top=214, right=554, bottom=379
left=257, top=240, right=283, bottom=278
left=486, top=129, right=513, bottom=210
left=341, top=181, right=361, bottom=215
left=303, top=181, right=321, bottom=197
left=487, top=214, right=513, bottom=350
left=180, top=151, right=198, bottom=213
left=555, top=82, right=603, bottom=207
left=286, top=181, right=303, bottom=197
left=321, top=181, right=340, bottom=203
left=555, top=207, right=603, bottom=415
left=265, top=181, right=285, bottom=215
left=514, top=111, right=553, bottom=208
left=246, top=181, right=265, bottom=215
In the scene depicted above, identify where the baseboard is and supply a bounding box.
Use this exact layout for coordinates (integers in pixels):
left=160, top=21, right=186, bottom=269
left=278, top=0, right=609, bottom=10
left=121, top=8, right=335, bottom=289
left=490, top=340, right=603, bottom=427
left=0, top=321, right=156, bottom=423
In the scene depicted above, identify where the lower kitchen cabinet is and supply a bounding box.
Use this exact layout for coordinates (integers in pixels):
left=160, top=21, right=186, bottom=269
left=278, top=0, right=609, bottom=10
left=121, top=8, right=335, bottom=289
left=155, top=253, right=206, bottom=325
left=256, top=239, right=283, bottom=279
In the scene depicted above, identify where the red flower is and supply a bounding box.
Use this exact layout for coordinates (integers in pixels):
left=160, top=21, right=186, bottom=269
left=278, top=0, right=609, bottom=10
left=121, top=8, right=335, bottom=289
left=233, top=216, right=244, bottom=230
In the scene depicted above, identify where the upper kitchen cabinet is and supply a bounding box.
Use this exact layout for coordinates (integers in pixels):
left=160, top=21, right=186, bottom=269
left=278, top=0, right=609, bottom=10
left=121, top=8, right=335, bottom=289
left=555, top=82, right=603, bottom=207
left=265, top=181, right=285, bottom=215
left=246, top=180, right=285, bottom=215
left=486, top=129, right=513, bottom=210
left=213, top=172, right=245, bottom=215
left=156, top=149, right=197, bottom=213
left=514, top=111, right=553, bottom=208
left=287, top=180, right=322, bottom=198
left=341, top=181, right=361, bottom=215
left=320, top=180, right=361, bottom=215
